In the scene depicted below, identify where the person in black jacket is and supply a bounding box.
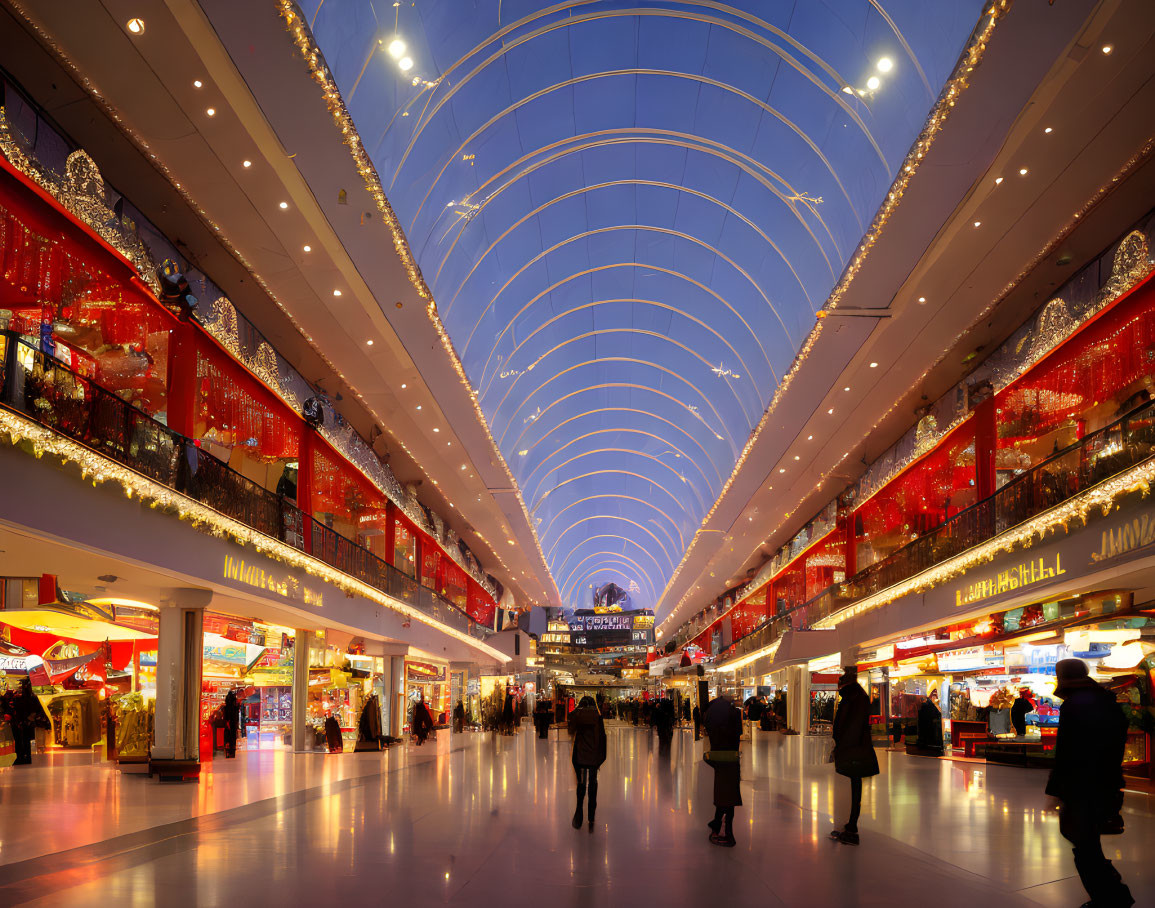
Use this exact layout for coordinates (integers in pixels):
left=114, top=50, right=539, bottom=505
left=1045, top=659, right=1133, bottom=908
left=692, top=702, right=702, bottom=741
left=1010, top=688, right=1034, bottom=737
left=568, top=696, right=607, bottom=832
left=703, top=694, right=743, bottom=847
left=829, top=667, right=879, bottom=846
left=917, top=689, right=944, bottom=754
left=222, top=690, right=240, bottom=758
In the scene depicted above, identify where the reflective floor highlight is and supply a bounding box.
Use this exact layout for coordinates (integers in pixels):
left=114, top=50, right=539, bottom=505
left=0, top=725, right=1151, bottom=907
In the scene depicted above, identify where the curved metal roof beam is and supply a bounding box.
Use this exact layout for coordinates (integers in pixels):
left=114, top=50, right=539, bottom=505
left=549, top=533, right=669, bottom=581
left=432, top=132, right=838, bottom=299
left=522, top=440, right=712, bottom=513
left=557, top=552, right=658, bottom=605
left=523, top=407, right=726, bottom=485
left=532, top=468, right=687, bottom=515
left=391, top=7, right=885, bottom=187
left=539, top=493, right=687, bottom=554
left=444, top=182, right=813, bottom=346
left=562, top=562, right=656, bottom=607
left=498, top=360, right=744, bottom=448
left=545, top=514, right=675, bottom=570
left=472, top=262, right=773, bottom=391
left=410, top=69, right=860, bottom=234
left=506, top=375, right=735, bottom=459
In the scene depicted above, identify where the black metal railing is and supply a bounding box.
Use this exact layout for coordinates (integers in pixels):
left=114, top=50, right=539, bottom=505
left=709, top=399, right=1155, bottom=666
left=0, top=333, right=492, bottom=641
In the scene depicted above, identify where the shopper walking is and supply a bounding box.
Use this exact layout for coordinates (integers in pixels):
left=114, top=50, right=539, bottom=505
left=829, top=667, right=879, bottom=846
left=501, top=687, right=515, bottom=735
left=453, top=700, right=466, bottom=734
left=692, top=702, right=702, bottom=741
left=5, top=678, right=48, bottom=765
left=534, top=698, right=552, bottom=739
left=222, top=689, right=240, bottom=758
left=1046, top=658, right=1133, bottom=908
left=703, top=693, right=742, bottom=847
left=1011, top=688, right=1034, bottom=737
left=917, top=689, right=944, bottom=754
left=568, top=695, right=607, bottom=832
left=412, top=698, right=434, bottom=746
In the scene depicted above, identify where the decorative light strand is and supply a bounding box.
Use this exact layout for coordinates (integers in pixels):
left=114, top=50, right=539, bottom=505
left=0, top=408, right=509, bottom=663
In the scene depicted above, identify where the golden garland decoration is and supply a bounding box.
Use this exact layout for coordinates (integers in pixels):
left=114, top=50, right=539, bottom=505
left=0, top=408, right=509, bottom=663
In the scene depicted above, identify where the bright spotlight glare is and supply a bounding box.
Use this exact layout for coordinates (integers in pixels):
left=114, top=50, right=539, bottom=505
left=866, top=75, right=881, bottom=91
left=876, top=57, right=894, bottom=73
left=398, top=56, right=414, bottom=72
left=387, top=38, right=406, bottom=59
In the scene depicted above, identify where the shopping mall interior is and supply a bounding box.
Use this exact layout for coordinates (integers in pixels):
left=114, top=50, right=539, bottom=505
left=0, top=1, right=1154, bottom=906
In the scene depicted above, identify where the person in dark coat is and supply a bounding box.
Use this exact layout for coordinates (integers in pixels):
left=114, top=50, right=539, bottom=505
left=692, top=703, right=702, bottom=740
left=654, top=697, right=676, bottom=748
left=534, top=698, right=552, bottom=739
left=1011, top=688, right=1034, bottom=737
left=222, top=690, right=240, bottom=758
left=1045, top=659, right=1133, bottom=908
left=453, top=700, right=466, bottom=734
left=829, top=667, right=880, bottom=846
left=412, top=699, right=434, bottom=746
left=5, top=678, right=48, bottom=765
left=568, top=696, right=607, bottom=832
left=501, top=688, right=516, bottom=735
left=703, top=694, right=742, bottom=847
left=917, top=689, right=943, bottom=754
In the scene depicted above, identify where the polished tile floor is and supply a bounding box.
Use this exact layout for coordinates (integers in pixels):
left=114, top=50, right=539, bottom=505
left=0, top=724, right=1151, bottom=907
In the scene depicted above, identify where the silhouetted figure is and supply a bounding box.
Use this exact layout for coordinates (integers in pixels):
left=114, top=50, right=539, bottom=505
left=654, top=697, right=676, bottom=749
left=1046, top=659, right=1133, bottom=908
left=223, top=690, right=240, bottom=758
left=534, top=698, right=552, bottom=739
left=453, top=700, right=466, bottom=734
left=412, top=699, right=434, bottom=746
left=917, top=689, right=943, bottom=754
left=502, top=688, right=515, bottom=735
left=324, top=715, right=343, bottom=752
left=829, top=667, right=879, bottom=846
left=692, top=703, right=702, bottom=741
left=1011, top=688, right=1034, bottom=737
left=568, top=696, right=607, bottom=833
left=703, top=693, right=742, bottom=847
left=5, top=678, right=48, bottom=765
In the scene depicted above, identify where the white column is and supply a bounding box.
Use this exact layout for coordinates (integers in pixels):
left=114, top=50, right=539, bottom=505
left=152, top=588, right=210, bottom=766
left=292, top=630, right=312, bottom=752
left=786, top=664, right=811, bottom=735
left=388, top=655, right=406, bottom=739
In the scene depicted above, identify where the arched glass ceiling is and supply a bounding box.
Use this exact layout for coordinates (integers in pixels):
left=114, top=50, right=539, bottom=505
left=302, top=0, right=984, bottom=612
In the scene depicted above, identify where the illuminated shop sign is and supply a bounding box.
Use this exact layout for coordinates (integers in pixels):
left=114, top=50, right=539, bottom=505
left=1091, top=513, right=1155, bottom=562
left=222, top=555, right=324, bottom=607
left=406, top=661, right=446, bottom=683
left=954, top=554, right=1066, bottom=607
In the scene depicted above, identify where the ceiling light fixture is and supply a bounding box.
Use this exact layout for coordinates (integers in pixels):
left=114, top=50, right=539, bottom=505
left=843, top=386, right=850, bottom=391
left=806, top=435, right=813, bottom=441
left=1019, top=167, right=1028, bottom=176
left=779, top=468, right=786, bottom=474
left=869, top=362, right=878, bottom=368
left=398, top=57, right=414, bottom=72
left=973, top=220, right=981, bottom=228
left=917, top=296, right=926, bottom=304
left=302, top=245, right=312, bottom=253
left=866, top=76, right=881, bottom=91
left=1101, top=44, right=1113, bottom=55
left=366, top=340, right=374, bottom=346
left=432, top=427, right=439, bottom=432
left=193, top=80, right=203, bottom=89
left=242, top=160, right=252, bottom=168
left=1044, top=127, right=1053, bottom=134
left=387, top=38, right=406, bottom=59
left=278, top=201, right=288, bottom=209
left=400, top=383, right=407, bottom=389
left=332, top=289, right=342, bottom=297
left=126, top=18, right=145, bottom=35
left=994, top=177, right=1003, bottom=185
left=876, top=57, right=894, bottom=73
left=206, top=108, right=216, bottom=117
left=415, top=405, right=422, bottom=410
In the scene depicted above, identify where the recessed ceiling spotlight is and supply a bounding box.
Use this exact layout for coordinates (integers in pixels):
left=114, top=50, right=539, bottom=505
left=332, top=289, right=342, bottom=297
left=193, top=80, right=203, bottom=89
left=1019, top=167, right=1029, bottom=176
left=303, top=245, right=312, bottom=253
left=866, top=76, right=881, bottom=91
left=1044, top=127, right=1053, bottom=134
left=398, top=56, right=414, bottom=72
left=415, top=405, right=422, bottom=410
left=366, top=339, right=374, bottom=346
left=870, top=362, right=878, bottom=368
left=994, top=177, right=1003, bottom=185
left=206, top=108, right=217, bottom=117
left=126, top=18, right=145, bottom=35
left=387, top=38, right=406, bottom=59
left=400, top=383, right=407, bottom=389
left=973, top=220, right=981, bottom=228
left=460, top=464, right=467, bottom=470
left=779, top=468, right=786, bottom=473
left=876, top=57, right=894, bottom=73
left=242, top=160, right=252, bottom=168
left=827, top=408, right=835, bottom=414
left=1101, top=44, right=1113, bottom=55
left=917, top=296, right=926, bottom=304
left=806, top=435, right=813, bottom=441
left=843, top=386, right=850, bottom=391
left=794, top=455, right=800, bottom=461
left=279, top=201, right=288, bottom=209
left=433, top=427, right=439, bottom=432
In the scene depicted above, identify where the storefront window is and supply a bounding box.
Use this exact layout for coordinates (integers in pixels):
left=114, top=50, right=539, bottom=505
left=393, top=516, right=417, bottom=578
left=405, top=659, right=449, bottom=731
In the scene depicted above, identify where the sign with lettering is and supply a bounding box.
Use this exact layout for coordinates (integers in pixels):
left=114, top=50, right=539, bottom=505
left=955, top=554, right=1066, bottom=607
left=222, top=555, right=324, bottom=608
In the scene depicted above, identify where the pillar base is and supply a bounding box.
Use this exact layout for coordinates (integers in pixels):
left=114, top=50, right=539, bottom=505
left=149, top=758, right=201, bottom=782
